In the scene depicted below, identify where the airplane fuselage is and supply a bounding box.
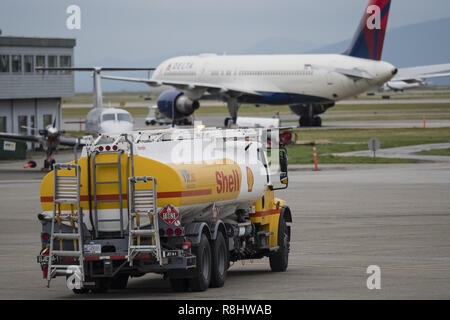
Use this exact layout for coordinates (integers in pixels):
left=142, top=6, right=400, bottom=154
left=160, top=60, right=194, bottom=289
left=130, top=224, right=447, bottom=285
left=152, top=54, right=396, bottom=105
left=85, top=107, right=134, bottom=135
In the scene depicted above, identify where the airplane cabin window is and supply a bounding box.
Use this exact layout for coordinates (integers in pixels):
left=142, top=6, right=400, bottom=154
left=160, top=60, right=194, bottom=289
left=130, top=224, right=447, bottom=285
left=102, top=113, right=115, bottom=121
left=118, top=113, right=131, bottom=122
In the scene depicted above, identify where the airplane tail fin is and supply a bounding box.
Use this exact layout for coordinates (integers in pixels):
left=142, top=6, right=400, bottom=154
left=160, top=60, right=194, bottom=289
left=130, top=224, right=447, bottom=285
left=344, top=0, right=392, bottom=61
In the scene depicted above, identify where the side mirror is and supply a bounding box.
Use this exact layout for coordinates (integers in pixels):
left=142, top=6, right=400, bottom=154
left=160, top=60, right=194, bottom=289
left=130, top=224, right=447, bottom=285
left=279, top=149, right=288, bottom=174
left=273, top=148, right=288, bottom=190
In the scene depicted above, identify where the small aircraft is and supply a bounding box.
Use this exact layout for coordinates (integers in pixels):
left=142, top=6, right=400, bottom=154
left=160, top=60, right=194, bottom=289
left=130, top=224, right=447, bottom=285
left=102, top=0, right=398, bottom=127
left=380, top=63, right=450, bottom=92
left=53, top=67, right=150, bottom=134
left=0, top=118, right=81, bottom=170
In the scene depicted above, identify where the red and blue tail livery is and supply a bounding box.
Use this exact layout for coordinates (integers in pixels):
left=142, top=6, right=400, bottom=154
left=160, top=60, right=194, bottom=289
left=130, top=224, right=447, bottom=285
left=344, top=0, right=392, bottom=61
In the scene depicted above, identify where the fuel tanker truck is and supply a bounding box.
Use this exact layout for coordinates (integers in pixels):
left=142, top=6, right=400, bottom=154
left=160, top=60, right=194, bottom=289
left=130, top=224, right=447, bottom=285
left=36, top=127, right=292, bottom=293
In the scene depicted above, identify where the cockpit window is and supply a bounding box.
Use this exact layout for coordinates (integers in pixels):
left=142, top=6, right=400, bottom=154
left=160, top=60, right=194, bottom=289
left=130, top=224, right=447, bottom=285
left=102, top=113, right=115, bottom=121
left=117, top=113, right=131, bottom=122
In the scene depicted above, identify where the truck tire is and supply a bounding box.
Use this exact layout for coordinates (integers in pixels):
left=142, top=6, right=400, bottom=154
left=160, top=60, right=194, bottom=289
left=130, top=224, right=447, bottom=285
left=110, top=274, right=128, bottom=290
left=92, top=278, right=111, bottom=293
left=72, top=288, right=89, bottom=294
left=169, top=278, right=189, bottom=292
left=189, top=233, right=212, bottom=292
left=269, top=214, right=290, bottom=272
left=210, top=232, right=228, bottom=288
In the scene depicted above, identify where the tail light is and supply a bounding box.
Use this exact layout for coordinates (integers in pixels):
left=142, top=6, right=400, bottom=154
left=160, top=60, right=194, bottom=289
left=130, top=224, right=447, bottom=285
left=166, top=228, right=174, bottom=236
left=175, top=228, right=183, bottom=236
left=106, top=145, right=111, bottom=151
left=113, top=145, right=118, bottom=151
left=42, top=233, right=50, bottom=241
left=98, top=146, right=104, bottom=151
left=182, top=241, right=191, bottom=250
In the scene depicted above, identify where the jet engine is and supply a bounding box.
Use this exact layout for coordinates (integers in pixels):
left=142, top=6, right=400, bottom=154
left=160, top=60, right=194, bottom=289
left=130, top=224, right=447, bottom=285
left=157, top=90, right=200, bottom=120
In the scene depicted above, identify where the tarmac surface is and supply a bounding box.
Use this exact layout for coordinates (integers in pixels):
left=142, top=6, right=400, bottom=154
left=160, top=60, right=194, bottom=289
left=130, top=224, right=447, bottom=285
left=0, top=152, right=449, bottom=299
left=62, top=115, right=450, bottom=132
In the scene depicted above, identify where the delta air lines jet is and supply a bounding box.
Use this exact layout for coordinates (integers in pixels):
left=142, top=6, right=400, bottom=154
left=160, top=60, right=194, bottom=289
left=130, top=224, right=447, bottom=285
left=103, top=0, right=397, bottom=127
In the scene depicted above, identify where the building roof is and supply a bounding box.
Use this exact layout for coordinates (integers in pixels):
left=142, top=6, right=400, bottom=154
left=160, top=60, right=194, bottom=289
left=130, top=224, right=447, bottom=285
left=0, top=36, right=76, bottom=48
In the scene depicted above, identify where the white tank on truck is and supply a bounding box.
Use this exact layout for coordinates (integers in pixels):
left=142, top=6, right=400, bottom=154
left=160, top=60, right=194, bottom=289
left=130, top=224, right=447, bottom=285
left=37, top=127, right=292, bottom=293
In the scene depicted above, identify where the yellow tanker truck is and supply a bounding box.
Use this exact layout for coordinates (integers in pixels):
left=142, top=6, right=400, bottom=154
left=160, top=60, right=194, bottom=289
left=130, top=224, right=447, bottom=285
left=36, top=127, right=292, bottom=293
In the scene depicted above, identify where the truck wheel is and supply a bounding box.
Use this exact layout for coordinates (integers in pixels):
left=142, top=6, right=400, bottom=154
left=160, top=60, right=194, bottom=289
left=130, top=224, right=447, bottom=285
left=72, top=288, right=89, bottom=294
left=269, top=214, right=290, bottom=272
left=210, top=232, right=228, bottom=288
left=169, top=278, right=190, bottom=292
left=189, top=233, right=212, bottom=292
left=92, top=278, right=111, bottom=293
left=110, top=274, right=128, bottom=290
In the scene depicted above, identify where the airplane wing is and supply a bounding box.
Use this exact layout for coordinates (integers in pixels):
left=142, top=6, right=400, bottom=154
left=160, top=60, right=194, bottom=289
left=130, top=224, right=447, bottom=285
left=393, top=63, right=450, bottom=81
left=0, top=132, right=43, bottom=144
left=59, top=137, right=86, bottom=147
left=101, top=75, right=262, bottom=96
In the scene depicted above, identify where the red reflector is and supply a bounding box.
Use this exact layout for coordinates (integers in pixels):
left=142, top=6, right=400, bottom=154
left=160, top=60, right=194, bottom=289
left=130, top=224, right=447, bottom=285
left=106, top=145, right=111, bottom=151
left=182, top=241, right=191, bottom=250
left=84, top=256, right=100, bottom=261
left=62, top=257, right=75, bottom=262
left=175, top=228, right=182, bottom=236
left=42, top=233, right=50, bottom=241
left=166, top=228, right=174, bottom=236
left=99, top=146, right=104, bottom=151
left=113, top=145, right=118, bottom=151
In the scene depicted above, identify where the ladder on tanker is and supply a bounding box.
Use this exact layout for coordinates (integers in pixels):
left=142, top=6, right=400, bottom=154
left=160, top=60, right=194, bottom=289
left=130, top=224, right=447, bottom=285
left=92, top=150, right=125, bottom=238
left=47, top=163, right=84, bottom=287
left=127, top=176, right=161, bottom=266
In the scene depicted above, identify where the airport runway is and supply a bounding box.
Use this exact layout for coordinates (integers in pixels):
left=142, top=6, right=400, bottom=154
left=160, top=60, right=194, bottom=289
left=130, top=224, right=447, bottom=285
left=61, top=98, right=450, bottom=109
left=62, top=115, right=450, bottom=132
left=0, top=156, right=449, bottom=299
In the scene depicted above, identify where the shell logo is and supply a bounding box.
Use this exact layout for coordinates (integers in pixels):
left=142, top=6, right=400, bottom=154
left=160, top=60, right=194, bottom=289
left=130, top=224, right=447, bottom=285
left=246, top=167, right=254, bottom=192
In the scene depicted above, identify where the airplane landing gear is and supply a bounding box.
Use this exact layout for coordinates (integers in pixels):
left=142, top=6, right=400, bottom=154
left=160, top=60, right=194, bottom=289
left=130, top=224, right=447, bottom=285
left=299, top=116, right=322, bottom=127
left=225, top=98, right=239, bottom=128
left=43, top=158, right=55, bottom=171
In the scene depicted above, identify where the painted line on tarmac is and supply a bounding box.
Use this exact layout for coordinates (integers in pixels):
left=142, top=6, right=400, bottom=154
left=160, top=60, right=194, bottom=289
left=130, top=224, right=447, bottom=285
left=0, top=180, right=42, bottom=184
left=243, top=262, right=450, bottom=272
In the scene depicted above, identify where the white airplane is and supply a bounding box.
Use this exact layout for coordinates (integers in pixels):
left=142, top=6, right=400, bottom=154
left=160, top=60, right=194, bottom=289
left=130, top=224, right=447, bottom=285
left=103, top=0, right=397, bottom=127
left=380, top=63, right=450, bottom=92
left=52, top=67, right=144, bottom=135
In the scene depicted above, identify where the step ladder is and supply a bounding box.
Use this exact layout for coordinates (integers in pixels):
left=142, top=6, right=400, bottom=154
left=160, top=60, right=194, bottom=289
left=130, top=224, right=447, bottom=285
left=47, top=163, right=84, bottom=287
left=128, top=176, right=161, bottom=266
left=92, top=151, right=125, bottom=238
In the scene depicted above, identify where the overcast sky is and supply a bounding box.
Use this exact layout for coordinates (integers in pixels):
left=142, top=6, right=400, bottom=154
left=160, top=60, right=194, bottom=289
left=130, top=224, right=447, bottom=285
left=1, top=0, right=450, bottom=91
